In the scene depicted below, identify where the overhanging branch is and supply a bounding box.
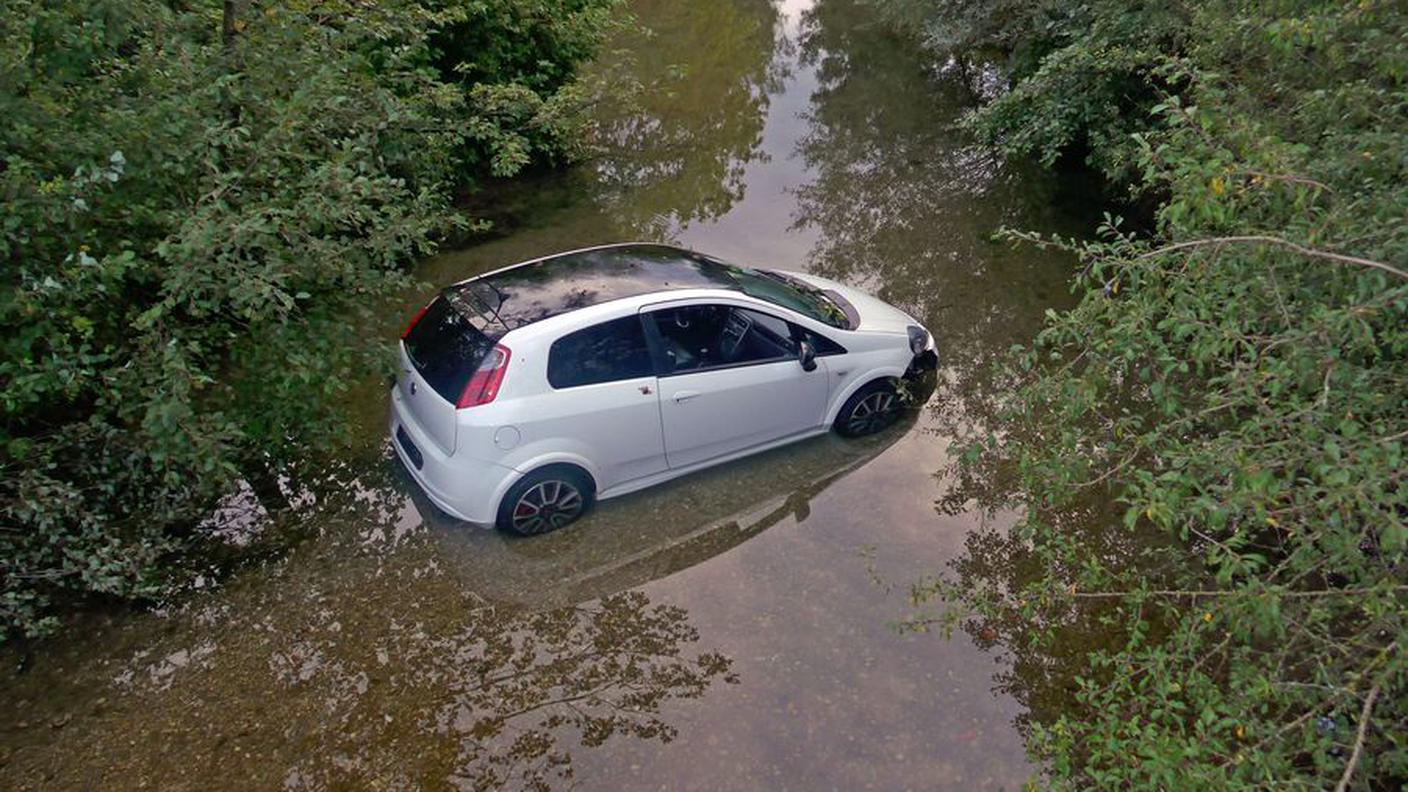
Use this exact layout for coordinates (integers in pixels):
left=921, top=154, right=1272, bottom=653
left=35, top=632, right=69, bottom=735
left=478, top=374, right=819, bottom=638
left=1135, top=235, right=1407, bottom=281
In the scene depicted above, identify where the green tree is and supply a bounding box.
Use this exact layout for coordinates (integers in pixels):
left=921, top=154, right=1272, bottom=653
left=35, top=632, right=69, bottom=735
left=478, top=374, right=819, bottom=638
left=0, top=0, right=617, bottom=639
left=873, top=0, right=1408, bottom=787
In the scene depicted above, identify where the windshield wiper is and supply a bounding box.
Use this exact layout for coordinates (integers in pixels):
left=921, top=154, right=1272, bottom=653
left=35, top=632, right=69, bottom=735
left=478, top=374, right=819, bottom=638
left=454, top=280, right=510, bottom=331
left=754, top=269, right=811, bottom=295
left=755, top=269, right=846, bottom=319
left=755, top=268, right=809, bottom=290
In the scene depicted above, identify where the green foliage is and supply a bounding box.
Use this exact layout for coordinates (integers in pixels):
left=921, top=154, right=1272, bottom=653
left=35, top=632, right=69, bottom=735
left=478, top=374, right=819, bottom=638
left=0, top=0, right=616, bottom=638
left=882, top=0, right=1408, bottom=788
left=427, top=0, right=624, bottom=175
left=871, top=0, right=1190, bottom=181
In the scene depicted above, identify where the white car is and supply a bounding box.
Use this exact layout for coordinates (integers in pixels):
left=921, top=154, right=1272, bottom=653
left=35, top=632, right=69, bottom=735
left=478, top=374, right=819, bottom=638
left=390, top=243, right=936, bottom=535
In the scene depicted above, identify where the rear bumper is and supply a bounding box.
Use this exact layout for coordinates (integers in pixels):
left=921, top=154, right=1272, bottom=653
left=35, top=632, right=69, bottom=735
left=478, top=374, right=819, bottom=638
left=389, top=386, right=515, bottom=527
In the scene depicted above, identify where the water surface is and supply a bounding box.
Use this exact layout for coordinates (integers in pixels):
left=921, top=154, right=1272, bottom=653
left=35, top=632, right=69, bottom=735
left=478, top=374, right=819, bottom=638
left=1, top=0, right=1095, bottom=788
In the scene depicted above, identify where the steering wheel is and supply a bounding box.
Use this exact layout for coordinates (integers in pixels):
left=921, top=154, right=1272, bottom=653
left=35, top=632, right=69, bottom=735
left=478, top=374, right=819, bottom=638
left=719, top=310, right=752, bottom=360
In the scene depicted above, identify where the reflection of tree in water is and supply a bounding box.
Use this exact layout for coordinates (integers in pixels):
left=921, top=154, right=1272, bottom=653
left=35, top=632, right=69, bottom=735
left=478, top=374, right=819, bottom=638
left=278, top=591, right=734, bottom=790
left=913, top=495, right=1175, bottom=740
left=912, top=355, right=1178, bottom=746
left=445, top=595, right=733, bottom=789
left=790, top=0, right=1143, bottom=753
left=196, top=414, right=911, bottom=791
left=586, top=0, right=784, bottom=234
left=790, top=0, right=1085, bottom=432
left=4, top=448, right=735, bottom=790
left=257, top=463, right=737, bottom=789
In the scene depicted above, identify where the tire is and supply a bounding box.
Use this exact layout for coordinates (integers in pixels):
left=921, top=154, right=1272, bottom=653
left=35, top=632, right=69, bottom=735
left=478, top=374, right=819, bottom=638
left=496, top=466, right=595, bottom=536
left=833, top=379, right=901, bottom=438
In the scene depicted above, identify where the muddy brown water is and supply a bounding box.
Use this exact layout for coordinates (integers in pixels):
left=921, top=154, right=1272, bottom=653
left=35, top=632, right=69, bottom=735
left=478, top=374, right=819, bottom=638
left=1, top=0, right=1098, bottom=788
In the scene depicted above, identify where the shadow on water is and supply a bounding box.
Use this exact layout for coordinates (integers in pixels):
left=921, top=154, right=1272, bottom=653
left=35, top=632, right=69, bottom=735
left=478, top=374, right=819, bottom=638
left=420, top=397, right=925, bottom=609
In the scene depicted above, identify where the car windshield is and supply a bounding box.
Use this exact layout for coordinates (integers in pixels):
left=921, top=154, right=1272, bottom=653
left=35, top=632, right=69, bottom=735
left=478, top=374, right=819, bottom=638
left=720, top=266, right=851, bottom=328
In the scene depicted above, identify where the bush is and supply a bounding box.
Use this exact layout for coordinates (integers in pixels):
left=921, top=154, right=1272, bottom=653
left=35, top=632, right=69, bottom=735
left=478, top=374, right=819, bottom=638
left=883, top=0, right=1408, bottom=787
left=0, top=0, right=616, bottom=638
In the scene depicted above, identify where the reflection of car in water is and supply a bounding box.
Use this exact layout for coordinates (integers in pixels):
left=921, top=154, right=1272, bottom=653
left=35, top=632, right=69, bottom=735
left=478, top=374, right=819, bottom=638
left=402, top=383, right=929, bottom=608
left=389, top=243, right=938, bottom=536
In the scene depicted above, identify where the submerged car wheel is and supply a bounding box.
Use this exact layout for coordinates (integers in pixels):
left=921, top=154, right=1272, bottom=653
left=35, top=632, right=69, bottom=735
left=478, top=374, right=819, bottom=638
left=497, top=466, right=595, bottom=536
left=834, top=379, right=901, bottom=438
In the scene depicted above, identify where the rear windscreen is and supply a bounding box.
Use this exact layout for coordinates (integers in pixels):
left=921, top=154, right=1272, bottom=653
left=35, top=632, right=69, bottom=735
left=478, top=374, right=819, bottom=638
left=403, top=293, right=501, bottom=403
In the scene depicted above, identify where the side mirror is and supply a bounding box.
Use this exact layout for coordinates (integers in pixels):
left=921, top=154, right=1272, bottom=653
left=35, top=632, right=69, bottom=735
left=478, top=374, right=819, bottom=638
left=798, top=340, right=817, bottom=372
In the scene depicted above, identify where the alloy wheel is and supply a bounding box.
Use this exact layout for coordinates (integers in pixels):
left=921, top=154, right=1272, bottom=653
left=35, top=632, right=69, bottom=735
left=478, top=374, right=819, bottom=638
left=511, top=479, right=584, bottom=535
left=846, top=390, right=896, bottom=435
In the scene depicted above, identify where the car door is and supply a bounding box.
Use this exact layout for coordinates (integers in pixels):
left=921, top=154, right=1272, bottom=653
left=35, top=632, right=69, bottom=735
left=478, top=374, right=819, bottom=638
left=643, top=302, right=829, bottom=469
left=532, top=315, right=667, bottom=490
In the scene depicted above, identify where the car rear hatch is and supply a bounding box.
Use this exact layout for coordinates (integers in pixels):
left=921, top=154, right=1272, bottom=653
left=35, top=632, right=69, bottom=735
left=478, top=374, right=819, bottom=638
left=398, top=284, right=506, bottom=455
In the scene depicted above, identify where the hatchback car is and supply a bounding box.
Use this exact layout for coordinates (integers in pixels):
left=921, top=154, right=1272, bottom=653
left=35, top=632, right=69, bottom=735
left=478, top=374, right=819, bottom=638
left=390, top=243, right=936, bottom=535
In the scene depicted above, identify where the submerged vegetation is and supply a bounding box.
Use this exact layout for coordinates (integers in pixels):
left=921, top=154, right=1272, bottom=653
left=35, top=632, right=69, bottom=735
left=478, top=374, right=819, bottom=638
left=881, top=0, right=1407, bottom=787
left=0, top=0, right=618, bottom=639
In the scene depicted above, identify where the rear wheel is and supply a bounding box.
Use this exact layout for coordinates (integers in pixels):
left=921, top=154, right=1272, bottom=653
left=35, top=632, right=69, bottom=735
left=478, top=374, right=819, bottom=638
left=833, top=379, right=901, bottom=438
left=497, top=466, right=595, bottom=536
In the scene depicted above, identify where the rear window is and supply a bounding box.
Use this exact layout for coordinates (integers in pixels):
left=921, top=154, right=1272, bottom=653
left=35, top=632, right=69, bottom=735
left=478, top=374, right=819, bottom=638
left=548, top=316, right=654, bottom=389
left=403, top=295, right=500, bottom=402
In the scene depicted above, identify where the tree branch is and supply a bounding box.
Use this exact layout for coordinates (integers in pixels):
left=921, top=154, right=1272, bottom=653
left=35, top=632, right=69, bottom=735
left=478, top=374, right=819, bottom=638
left=1135, top=235, right=1407, bottom=281
left=1075, top=448, right=1140, bottom=489
left=1235, top=170, right=1335, bottom=194
left=1070, top=585, right=1408, bottom=600
left=1334, top=684, right=1380, bottom=792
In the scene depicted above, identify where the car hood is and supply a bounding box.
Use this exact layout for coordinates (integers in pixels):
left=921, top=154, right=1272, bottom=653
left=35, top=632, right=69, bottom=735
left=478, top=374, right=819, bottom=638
left=773, top=270, right=919, bottom=334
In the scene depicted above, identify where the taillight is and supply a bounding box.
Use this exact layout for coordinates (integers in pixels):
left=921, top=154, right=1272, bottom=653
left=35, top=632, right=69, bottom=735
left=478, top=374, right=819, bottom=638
left=457, top=344, right=511, bottom=409
left=401, top=296, right=436, bottom=339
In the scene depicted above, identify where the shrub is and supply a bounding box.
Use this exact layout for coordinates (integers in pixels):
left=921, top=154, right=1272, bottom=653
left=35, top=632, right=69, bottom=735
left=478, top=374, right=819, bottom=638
left=0, top=0, right=616, bottom=638
left=884, top=0, right=1408, bottom=787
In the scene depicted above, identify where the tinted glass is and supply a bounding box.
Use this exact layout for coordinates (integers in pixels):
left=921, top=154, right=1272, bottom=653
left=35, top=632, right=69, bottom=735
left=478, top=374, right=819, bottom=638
left=457, top=244, right=854, bottom=332
left=481, top=245, right=738, bottom=329
left=651, top=305, right=798, bottom=374
left=798, top=327, right=846, bottom=355
left=547, top=316, right=654, bottom=389
left=403, top=297, right=500, bottom=402
left=724, top=267, right=851, bottom=329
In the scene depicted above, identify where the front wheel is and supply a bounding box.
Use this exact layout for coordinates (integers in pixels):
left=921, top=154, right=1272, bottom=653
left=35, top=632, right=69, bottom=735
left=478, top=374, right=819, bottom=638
left=496, top=467, right=595, bottom=536
left=833, top=380, right=901, bottom=438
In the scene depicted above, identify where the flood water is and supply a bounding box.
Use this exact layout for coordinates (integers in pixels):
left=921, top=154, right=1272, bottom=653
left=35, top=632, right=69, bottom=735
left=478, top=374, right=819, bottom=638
left=2, top=0, right=1096, bottom=788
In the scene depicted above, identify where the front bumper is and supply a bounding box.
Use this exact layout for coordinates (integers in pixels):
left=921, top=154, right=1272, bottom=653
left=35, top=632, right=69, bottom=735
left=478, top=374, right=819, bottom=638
left=905, top=328, right=939, bottom=378
left=905, top=348, right=938, bottom=377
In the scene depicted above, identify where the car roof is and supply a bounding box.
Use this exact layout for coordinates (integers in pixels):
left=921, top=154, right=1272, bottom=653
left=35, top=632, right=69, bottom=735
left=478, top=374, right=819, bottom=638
left=454, top=243, right=746, bottom=330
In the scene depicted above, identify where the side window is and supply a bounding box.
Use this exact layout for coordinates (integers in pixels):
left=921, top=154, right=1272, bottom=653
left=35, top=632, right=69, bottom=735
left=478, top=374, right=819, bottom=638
left=650, top=305, right=798, bottom=374
left=547, top=316, right=654, bottom=389
left=797, top=326, right=846, bottom=356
